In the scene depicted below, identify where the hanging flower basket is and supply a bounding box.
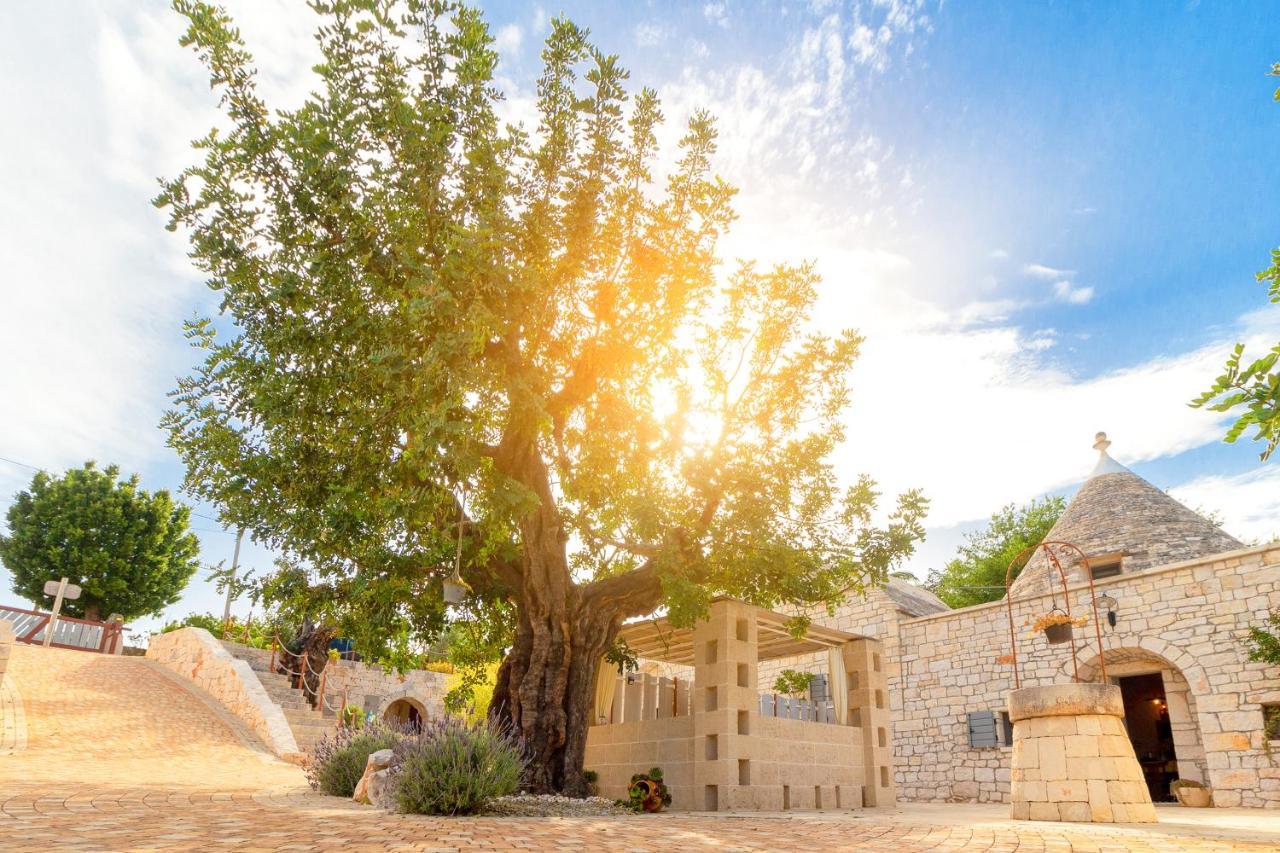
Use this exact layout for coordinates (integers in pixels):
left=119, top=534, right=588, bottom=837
left=1027, top=611, right=1088, bottom=645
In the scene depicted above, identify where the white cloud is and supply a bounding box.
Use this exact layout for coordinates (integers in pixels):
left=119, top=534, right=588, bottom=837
left=1052, top=279, right=1095, bottom=305
left=1171, top=467, right=1280, bottom=545
left=703, top=2, right=730, bottom=28
left=494, top=23, right=523, bottom=57
left=989, top=249, right=1010, bottom=260
left=635, top=22, right=666, bottom=48
left=1024, top=262, right=1073, bottom=279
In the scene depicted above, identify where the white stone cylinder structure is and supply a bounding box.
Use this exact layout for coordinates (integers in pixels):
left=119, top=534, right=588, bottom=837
left=1008, top=683, right=1156, bottom=823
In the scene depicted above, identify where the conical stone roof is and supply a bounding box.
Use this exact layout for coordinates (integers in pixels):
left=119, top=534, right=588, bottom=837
left=1007, top=433, right=1242, bottom=598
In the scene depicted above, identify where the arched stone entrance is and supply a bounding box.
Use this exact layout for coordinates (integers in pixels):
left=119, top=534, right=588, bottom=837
left=1061, top=645, right=1208, bottom=795
left=383, top=697, right=427, bottom=729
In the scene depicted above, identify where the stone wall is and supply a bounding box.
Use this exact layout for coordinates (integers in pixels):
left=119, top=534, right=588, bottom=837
left=147, top=628, right=299, bottom=758
left=321, top=658, right=448, bottom=722
left=585, top=715, right=695, bottom=807
left=0, top=619, right=13, bottom=683
left=894, top=544, right=1280, bottom=807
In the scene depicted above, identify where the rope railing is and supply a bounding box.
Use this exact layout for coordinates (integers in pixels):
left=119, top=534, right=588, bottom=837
left=269, top=631, right=333, bottom=712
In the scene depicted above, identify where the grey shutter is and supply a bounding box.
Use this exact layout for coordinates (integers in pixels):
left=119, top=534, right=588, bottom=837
left=809, top=673, right=829, bottom=702
left=967, top=710, right=999, bottom=748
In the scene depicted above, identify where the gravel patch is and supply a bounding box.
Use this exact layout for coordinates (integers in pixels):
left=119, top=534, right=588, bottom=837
left=483, top=794, right=633, bottom=817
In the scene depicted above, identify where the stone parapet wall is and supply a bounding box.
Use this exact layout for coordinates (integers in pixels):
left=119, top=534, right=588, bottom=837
left=896, top=544, right=1280, bottom=807
left=585, top=715, right=695, bottom=807
left=0, top=619, right=13, bottom=683
left=147, top=628, right=299, bottom=758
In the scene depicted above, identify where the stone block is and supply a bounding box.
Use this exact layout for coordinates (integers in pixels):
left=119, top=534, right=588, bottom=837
left=1058, top=801, right=1092, bottom=822
left=1027, top=801, right=1060, bottom=821
left=1038, top=737, right=1066, bottom=781
left=1064, top=735, right=1099, bottom=758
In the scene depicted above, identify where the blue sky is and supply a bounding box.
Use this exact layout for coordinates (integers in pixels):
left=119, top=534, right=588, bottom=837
left=1, top=0, right=1278, bottom=633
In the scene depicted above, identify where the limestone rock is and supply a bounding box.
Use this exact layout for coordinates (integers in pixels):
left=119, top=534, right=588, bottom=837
left=352, top=749, right=394, bottom=805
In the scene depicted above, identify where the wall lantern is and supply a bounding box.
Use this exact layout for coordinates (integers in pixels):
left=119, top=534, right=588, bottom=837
left=1097, top=593, right=1118, bottom=630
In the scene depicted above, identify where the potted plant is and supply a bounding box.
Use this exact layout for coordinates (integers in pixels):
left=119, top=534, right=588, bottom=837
left=583, top=769, right=600, bottom=797
left=1028, top=610, right=1088, bottom=645
left=1171, top=778, right=1213, bottom=807
left=627, top=767, right=672, bottom=813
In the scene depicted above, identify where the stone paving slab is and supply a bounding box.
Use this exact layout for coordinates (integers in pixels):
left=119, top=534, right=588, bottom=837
left=2, top=644, right=1279, bottom=852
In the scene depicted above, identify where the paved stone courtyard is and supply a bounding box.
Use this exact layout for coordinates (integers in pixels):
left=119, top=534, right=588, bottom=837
left=2, top=645, right=1279, bottom=852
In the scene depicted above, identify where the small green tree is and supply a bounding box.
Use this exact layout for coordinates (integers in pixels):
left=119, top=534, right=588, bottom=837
left=0, top=462, right=200, bottom=621
left=926, top=497, right=1065, bottom=608
left=1192, top=62, right=1280, bottom=462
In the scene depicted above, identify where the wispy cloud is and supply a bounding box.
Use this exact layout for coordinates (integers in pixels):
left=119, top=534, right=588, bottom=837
left=703, top=2, right=730, bottom=28
left=494, top=23, right=522, bottom=57
left=1052, top=279, right=1095, bottom=305
left=1024, top=262, right=1073, bottom=279
left=1171, top=466, right=1280, bottom=544
left=635, top=22, right=665, bottom=48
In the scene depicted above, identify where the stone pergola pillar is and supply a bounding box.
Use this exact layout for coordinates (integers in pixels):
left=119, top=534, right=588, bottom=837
left=1009, top=683, right=1156, bottom=823
left=842, top=638, right=895, bottom=806
left=691, top=599, right=760, bottom=811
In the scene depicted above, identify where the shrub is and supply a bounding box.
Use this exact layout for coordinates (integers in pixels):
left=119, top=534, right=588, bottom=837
left=307, top=721, right=405, bottom=797
left=389, top=718, right=525, bottom=815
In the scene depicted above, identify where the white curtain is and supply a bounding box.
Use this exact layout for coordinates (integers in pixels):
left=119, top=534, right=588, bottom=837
left=828, top=646, right=849, bottom=726
left=592, top=659, right=618, bottom=725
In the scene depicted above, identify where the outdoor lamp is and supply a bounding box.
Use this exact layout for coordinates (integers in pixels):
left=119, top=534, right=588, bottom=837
left=1097, top=593, right=1118, bottom=629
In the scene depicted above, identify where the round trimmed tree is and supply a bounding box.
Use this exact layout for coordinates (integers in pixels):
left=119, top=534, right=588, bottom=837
left=0, top=462, right=201, bottom=621
left=159, top=1, right=927, bottom=794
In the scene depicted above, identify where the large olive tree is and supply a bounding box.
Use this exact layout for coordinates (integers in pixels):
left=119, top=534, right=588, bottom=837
left=160, top=0, right=926, bottom=794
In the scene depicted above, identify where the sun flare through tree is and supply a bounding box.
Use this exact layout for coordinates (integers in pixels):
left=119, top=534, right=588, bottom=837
left=158, top=0, right=926, bottom=794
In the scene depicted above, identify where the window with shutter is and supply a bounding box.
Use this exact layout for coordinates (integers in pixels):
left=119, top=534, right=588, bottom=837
left=1000, top=711, right=1014, bottom=746
left=967, top=710, right=999, bottom=748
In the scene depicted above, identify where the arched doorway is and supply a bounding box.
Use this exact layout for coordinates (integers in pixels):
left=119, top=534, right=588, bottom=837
left=384, top=697, right=426, bottom=730
left=1067, top=647, right=1207, bottom=801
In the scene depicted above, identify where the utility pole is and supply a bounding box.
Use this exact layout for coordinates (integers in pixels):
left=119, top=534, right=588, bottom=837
left=222, top=527, right=244, bottom=624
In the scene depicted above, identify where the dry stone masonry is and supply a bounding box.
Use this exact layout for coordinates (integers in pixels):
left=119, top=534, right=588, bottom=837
left=760, top=435, right=1280, bottom=812
left=1008, top=683, right=1156, bottom=822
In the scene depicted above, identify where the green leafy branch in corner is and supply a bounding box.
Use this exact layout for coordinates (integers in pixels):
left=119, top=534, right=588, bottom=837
left=1243, top=609, right=1280, bottom=667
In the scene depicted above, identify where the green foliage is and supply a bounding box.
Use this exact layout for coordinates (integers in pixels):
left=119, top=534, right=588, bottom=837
left=772, top=668, right=816, bottom=697
left=926, top=497, right=1065, bottom=609
left=624, top=767, right=671, bottom=812
left=159, top=611, right=276, bottom=649
left=603, top=638, right=639, bottom=675
left=157, top=2, right=927, bottom=781
left=1243, top=610, right=1280, bottom=666
left=390, top=718, right=524, bottom=815
left=0, top=462, right=200, bottom=621
left=340, top=705, right=365, bottom=729
left=1191, top=61, right=1280, bottom=462
left=307, top=722, right=404, bottom=798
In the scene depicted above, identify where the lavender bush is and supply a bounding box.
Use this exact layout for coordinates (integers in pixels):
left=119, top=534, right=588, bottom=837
left=388, top=718, right=526, bottom=815
left=307, top=719, right=407, bottom=797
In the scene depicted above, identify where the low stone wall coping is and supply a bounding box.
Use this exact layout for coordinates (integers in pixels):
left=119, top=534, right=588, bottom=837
left=1008, top=683, right=1123, bottom=723
left=900, top=541, right=1280, bottom=626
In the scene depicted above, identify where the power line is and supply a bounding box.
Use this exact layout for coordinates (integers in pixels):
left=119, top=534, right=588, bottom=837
left=0, top=453, right=237, bottom=536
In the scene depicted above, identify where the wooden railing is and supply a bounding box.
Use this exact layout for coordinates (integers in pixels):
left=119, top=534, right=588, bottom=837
left=0, top=604, right=124, bottom=654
